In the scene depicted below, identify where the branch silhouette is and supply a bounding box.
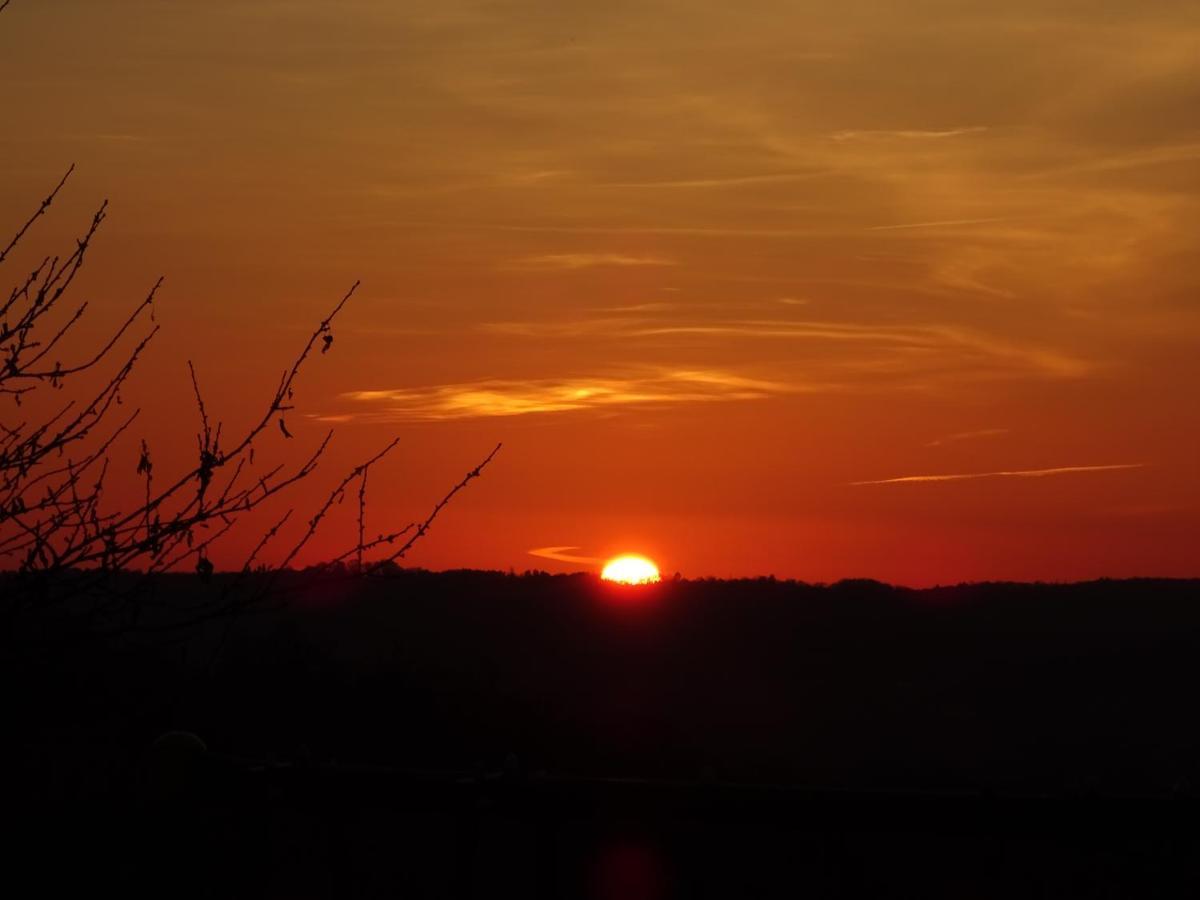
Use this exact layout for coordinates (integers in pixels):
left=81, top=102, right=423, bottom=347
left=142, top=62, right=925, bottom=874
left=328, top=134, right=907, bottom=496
left=1, top=168, right=499, bottom=642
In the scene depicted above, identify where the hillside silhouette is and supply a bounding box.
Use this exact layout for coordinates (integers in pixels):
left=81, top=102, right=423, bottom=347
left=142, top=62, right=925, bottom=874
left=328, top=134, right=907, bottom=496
left=7, top=572, right=1200, bottom=896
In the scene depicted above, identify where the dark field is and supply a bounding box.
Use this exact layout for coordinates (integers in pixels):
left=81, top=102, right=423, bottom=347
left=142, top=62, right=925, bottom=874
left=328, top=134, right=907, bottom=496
left=8, top=572, right=1200, bottom=896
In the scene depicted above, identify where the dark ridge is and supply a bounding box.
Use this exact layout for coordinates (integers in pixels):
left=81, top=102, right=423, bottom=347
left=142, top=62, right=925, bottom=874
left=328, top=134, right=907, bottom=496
left=6, top=571, right=1200, bottom=895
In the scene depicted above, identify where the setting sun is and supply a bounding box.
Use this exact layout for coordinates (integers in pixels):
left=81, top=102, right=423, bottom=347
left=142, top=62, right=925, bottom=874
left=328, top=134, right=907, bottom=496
left=601, top=555, right=662, bottom=585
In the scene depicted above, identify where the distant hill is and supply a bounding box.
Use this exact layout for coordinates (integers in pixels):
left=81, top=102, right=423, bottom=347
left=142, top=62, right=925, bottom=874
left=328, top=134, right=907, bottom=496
left=8, top=570, right=1200, bottom=794
left=8, top=571, right=1200, bottom=895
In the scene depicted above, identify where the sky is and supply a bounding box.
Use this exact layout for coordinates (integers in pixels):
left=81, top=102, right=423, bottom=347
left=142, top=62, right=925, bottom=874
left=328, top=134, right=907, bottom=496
left=2, top=0, right=1198, bottom=584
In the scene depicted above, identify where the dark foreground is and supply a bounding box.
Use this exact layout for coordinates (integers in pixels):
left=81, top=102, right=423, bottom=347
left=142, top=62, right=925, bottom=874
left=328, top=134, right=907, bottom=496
left=7, top=572, right=1200, bottom=896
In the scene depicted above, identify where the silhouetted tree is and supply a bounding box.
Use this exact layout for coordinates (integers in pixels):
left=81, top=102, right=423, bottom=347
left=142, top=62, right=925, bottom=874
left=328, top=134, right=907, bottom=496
left=0, top=116, right=498, bottom=642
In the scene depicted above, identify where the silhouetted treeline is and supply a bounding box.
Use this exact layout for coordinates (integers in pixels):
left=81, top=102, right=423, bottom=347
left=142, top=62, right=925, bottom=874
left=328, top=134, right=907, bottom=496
left=9, top=571, right=1200, bottom=795
left=8, top=572, right=1200, bottom=897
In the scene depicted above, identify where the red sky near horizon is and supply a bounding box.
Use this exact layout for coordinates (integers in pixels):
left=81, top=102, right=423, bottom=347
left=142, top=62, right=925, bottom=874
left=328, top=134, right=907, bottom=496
left=2, top=1, right=1198, bottom=585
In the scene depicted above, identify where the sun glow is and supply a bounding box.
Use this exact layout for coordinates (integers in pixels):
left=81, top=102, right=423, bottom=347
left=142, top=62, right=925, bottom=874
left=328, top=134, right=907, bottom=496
left=601, top=555, right=661, bottom=585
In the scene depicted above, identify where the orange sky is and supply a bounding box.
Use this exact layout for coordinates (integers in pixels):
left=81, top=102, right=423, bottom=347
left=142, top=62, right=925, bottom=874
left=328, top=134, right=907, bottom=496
left=2, top=1, right=1198, bottom=584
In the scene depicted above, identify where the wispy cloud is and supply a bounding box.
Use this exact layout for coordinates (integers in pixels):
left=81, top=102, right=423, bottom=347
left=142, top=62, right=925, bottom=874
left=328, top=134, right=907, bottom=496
left=478, top=318, right=1091, bottom=378
left=480, top=318, right=642, bottom=338
left=508, top=253, right=677, bottom=271
left=869, top=217, right=1007, bottom=231
left=925, top=428, right=1009, bottom=448
left=1034, top=141, right=1200, bottom=179
left=850, top=463, right=1144, bottom=486
left=528, top=546, right=602, bottom=564
left=629, top=321, right=910, bottom=340
left=607, top=171, right=831, bottom=189
left=502, top=169, right=570, bottom=184
left=830, top=127, right=988, bottom=141
left=327, top=368, right=791, bottom=422
left=92, top=132, right=149, bottom=144
left=591, top=302, right=677, bottom=313
left=327, top=315, right=1090, bottom=425
left=384, top=221, right=825, bottom=239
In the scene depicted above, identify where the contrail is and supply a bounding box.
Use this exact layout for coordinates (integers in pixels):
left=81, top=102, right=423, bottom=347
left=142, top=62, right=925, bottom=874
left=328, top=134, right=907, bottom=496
left=850, top=463, right=1144, bottom=486
left=527, top=546, right=603, bottom=564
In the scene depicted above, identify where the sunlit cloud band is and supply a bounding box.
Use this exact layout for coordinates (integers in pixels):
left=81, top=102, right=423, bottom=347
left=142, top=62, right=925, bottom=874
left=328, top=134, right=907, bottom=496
left=326, top=368, right=790, bottom=422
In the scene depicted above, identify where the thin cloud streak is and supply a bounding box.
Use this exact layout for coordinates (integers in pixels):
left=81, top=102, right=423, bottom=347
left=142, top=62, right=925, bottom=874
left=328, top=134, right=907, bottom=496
left=925, top=428, right=1009, bottom=447
left=381, top=221, right=830, bottom=239
left=830, top=127, right=988, bottom=141
left=850, top=463, right=1145, bottom=486
left=592, top=302, right=677, bottom=313
left=869, top=217, right=1008, bottom=231
left=528, top=546, right=602, bottom=565
left=508, top=253, right=677, bottom=270
left=479, top=317, right=1090, bottom=378
left=607, top=171, right=832, bottom=189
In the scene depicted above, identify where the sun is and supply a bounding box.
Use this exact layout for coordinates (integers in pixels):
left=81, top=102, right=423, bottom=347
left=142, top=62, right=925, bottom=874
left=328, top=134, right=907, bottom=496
left=601, top=554, right=661, bottom=585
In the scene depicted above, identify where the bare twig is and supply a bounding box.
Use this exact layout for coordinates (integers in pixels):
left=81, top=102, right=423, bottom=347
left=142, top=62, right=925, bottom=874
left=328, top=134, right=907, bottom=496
left=366, top=443, right=501, bottom=573
left=278, top=437, right=400, bottom=572
left=0, top=165, right=72, bottom=267
left=356, top=465, right=368, bottom=572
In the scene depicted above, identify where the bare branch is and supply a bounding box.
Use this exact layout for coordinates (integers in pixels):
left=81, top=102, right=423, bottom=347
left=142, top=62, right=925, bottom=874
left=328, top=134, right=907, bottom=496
left=0, top=165, right=73, bottom=267
left=278, top=437, right=400, bottom=572
left=367, top=443, right=502, bottom=573
left=3, top=167, right=500, bottom=647
left=356, top=465, right=368, bottom=572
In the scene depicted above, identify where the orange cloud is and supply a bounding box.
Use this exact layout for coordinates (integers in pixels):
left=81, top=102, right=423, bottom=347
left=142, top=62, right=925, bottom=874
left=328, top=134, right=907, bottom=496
left=329, top=369, right=791, bottom=422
